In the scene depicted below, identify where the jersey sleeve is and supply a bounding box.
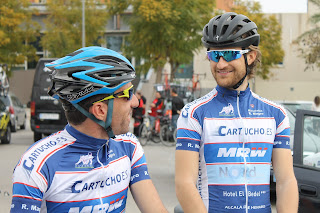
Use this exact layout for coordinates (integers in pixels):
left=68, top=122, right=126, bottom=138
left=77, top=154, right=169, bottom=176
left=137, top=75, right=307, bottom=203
left=11, top=153, right=47, bottom=212
left=176, top=102, right=202, bottom=152
left=119, top=133, right=151, bottom=185
left=273, top=106, right=291, bottom=149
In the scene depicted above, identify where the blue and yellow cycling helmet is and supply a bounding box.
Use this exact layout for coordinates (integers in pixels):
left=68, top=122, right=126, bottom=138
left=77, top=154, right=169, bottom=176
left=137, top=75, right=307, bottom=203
left=47, top=46, right=135, bottom=104
left=46, top=46, right=136, bottom=138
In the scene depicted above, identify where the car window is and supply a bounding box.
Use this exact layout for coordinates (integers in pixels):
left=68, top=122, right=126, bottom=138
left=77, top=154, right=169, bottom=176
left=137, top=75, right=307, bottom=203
left=302, top=115, right=320, bottom=168
left=282, top=103, right=313, bottom=114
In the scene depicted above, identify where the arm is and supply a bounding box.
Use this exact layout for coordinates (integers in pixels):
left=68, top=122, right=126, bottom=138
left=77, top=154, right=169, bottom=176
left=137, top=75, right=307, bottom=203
left=272, top=148, right=299, bottom=213
left=130, top=179, right=168, bottom=213
left=175, top=150, right=207, bottom=213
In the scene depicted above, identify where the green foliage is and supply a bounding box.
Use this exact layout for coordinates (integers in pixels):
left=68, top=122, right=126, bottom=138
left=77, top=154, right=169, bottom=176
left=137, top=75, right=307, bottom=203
left=232, top=0, right=284, bottom=79
left=41, top=0, right=109, bottom=58
left=295, top=0, right=320, bottom=71
left=0, top=0, right=39, bottom=75
left=123, top=0, right=215, bottom=82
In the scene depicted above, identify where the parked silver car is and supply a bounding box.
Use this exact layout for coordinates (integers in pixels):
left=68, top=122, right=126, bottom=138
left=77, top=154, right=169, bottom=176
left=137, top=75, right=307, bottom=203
left=0, top=93, right=26, bottom=132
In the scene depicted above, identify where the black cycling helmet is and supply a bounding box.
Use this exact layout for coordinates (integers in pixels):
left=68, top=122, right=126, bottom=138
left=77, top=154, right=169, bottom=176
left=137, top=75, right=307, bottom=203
left=46, top=46, right=136, bottom=138
left=202, top=12, right=260, bottom=48
left=202, top=13, right=260, bottom=89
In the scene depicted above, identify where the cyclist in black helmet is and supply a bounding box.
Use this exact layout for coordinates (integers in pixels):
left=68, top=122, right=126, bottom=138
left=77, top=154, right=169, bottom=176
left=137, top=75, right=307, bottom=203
left=11, top=46, right=168, bottom=213
left=175, top=13, right=298, bottom=212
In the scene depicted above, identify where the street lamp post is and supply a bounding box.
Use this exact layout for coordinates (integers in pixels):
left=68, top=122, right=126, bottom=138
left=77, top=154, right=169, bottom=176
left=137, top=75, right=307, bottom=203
left=82, top=0, right=85, bottom=47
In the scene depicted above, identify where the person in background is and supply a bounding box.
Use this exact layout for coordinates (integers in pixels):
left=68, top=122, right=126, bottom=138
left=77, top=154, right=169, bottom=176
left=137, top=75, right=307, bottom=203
left=132, top=90, right=146, bottom=136
left=175, top=12, right=298, bottom=213
left=10, top=46, right=167, bottom=213
left=149, top=91, right=164, bottom=131
left=312, top=95, right=320, bottom=111
left=170, top=88, right=184, bottom=129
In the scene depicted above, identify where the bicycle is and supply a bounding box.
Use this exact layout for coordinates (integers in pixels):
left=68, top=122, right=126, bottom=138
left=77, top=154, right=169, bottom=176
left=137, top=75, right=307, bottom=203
left=138, top=114, right=162, bottom=146
left=159, top=119, right=177, bottom=147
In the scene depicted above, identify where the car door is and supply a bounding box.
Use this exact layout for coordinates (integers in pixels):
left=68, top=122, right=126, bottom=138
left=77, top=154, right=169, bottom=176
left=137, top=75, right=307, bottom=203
left=293, top=109, right=320, bottom=212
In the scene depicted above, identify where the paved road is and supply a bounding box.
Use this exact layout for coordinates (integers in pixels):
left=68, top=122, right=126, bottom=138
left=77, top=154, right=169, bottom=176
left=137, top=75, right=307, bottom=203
left=0, top=114, right=276, bottom=213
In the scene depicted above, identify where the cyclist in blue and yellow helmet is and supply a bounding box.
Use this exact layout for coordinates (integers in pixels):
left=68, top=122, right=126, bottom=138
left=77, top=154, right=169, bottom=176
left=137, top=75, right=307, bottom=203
left=11, top=46, right=168, bottom=212
left=47, top=46, right=136, bottom=138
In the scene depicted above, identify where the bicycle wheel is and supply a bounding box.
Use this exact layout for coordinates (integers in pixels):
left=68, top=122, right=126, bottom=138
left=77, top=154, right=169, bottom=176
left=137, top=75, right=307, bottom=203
left=151, top=130, right=162, bottom=143
left=138, top=124, right=149, bottom=146
left=173, top=128, right=177, bottom=144
left=160, top=125, right=176, bottom=147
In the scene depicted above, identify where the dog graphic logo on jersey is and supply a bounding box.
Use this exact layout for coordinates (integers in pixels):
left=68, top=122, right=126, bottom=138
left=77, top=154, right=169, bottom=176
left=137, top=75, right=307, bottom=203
left=219, top=103, right=234, bottom=116
left=75, top=152, right=94, bottom=168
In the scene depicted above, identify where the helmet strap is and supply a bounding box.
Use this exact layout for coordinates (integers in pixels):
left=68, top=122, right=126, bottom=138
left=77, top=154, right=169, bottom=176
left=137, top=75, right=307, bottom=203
left=232, top=47, right=250, bottom=90
left=72, top=99, right=115, bottom=139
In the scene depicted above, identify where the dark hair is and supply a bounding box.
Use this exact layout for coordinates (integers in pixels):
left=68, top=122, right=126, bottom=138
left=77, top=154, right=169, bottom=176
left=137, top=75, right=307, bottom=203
left=171, top=88, right=177, bottom=94
left=315, top=96, right=320, bottom=106
left=60, top=94, right=107, bottom=125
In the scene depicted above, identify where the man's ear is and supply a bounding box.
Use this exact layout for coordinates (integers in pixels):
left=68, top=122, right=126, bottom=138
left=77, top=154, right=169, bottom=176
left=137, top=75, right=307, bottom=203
left=247, top=50, right=257, bottom=66
left=90, top=102, right=107, bottom=120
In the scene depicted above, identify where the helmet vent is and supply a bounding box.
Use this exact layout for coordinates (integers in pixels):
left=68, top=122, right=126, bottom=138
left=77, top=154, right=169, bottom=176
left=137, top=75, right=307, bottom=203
left=205, top=26, right=209, bottom=35
left=213, top=25, right=217, bottom=36
left=243, top=19, right=251, bottom=23
left=232, top=25, right=242, bottom=35
left=221, top=25, right=228, bottom=36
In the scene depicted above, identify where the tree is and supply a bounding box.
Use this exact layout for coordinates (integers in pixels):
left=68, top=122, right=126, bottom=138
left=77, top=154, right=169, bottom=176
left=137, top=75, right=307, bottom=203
left=111, top=0, right=215, bottom=83
left=295, top=0, right=320, bottom=71
left=231, top=0, right=284, bottom=79
left=0, top=0, right=39, bottom=75
left=41, top=0, right=110, bottom=58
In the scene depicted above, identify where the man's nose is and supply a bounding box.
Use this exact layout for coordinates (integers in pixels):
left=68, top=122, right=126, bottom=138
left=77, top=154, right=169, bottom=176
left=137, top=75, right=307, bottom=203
left=131, top=94, right=139, bottom=108
left=216, top=57, right=229, bottom=69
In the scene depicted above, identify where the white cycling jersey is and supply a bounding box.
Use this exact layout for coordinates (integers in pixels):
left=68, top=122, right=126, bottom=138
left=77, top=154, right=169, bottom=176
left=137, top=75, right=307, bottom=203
left=176, top=85, right=291, bottom=213
left=11, top=124, right=150, bottom=213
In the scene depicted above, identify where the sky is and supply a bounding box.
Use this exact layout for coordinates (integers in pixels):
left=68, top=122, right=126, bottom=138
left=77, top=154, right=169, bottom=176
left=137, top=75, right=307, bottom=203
left=253, top=0, right=308, bottom=13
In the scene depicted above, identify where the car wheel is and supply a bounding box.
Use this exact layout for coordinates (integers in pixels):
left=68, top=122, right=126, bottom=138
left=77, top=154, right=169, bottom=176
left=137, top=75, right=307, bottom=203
left=33, top=132, right=42, bottom=142
left=1, top=126, right=11, bottom=144
left=11, top=120, right=17, bottom=132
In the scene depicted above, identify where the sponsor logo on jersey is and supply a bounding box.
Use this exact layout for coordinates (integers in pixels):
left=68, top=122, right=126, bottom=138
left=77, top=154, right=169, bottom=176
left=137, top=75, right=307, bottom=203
left=219, top=103, right=234, bottom=116
left=217, top=147, right=268, bottom=157
left=248, top=109, right=264, bottom=116
left=218, top=126, right=272, bottom=136
left=68, top=195, right=125, bottom=213
left=75, top=152, right=94, bottom=168
left=23, top=137, right=68, bottom=171
left=219, top=166, right=257, bottom=178
left=71, top=170, right=129, bottom=193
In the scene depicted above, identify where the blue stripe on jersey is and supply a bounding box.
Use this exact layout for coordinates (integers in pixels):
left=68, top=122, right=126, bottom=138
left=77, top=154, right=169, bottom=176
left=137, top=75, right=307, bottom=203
left=11, top=196, right=42, bottom=212
left=130, top=164, right=150, bottom=186
left=46, top=188, right=128, bottom=213
left=277, top=128, right=290, bottom=136
left=13, top=183, right=43, bottom=199
left=131, top=155, right=147, bottom=169
left=204, top=143, right=273, bottom=163
left=177, top=128, right=201, bottom=140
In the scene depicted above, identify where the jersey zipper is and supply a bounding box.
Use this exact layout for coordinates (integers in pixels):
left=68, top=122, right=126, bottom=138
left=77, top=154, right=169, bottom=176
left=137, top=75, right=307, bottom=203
left=96, top=142, right=108, bottom=206
left=237, top=91, right=248, bottom=213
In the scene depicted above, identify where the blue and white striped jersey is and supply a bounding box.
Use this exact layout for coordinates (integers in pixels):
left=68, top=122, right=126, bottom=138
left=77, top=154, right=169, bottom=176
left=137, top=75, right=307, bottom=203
left=11, top=124, right=150, bottom=213
left=176, top=85, right=290, bottom=213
